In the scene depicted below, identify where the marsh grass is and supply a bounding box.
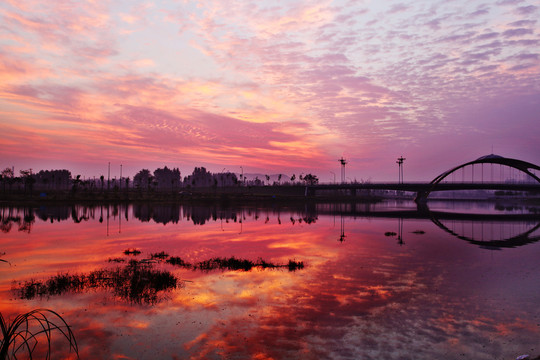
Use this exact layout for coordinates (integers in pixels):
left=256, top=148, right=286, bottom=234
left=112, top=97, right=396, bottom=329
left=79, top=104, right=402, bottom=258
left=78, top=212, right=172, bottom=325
left=15, top=253, right=304, bottom=305
left=17, top=260, right=180, bottom=305
left=0, top=308, right=78, bottom=359
left=166, top=256, right=304, bottom=272
left=150, top=251, right=169, bottom=260
left=123, top=248, right=141, bottom=256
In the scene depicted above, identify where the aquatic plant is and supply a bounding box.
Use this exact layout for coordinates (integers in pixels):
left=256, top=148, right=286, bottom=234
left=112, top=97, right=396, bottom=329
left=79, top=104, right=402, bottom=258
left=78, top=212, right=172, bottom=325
left=150, top=251, right=169, bottom=259
left=166, top=256, right=191, bottom=268
left=15, top=253, right=304, bottom=305
left=123, top=248, right=141, bottom=255
left=0, top=308, right=79, bottom=359
left=16, top=260, right=180, bottom=305
left=166, top=255, right=304, bottom=272
left=287, top=259, right=304, bottom=271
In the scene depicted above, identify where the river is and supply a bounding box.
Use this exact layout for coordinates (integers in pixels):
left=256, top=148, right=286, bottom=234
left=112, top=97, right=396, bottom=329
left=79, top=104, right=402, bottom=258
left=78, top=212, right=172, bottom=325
left=1, top=200, right=539, bottom=359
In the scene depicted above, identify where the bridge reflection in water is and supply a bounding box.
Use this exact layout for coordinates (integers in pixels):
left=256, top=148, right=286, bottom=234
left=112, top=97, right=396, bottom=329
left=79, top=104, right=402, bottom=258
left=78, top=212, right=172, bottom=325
left=320, top=202, right=540, bottom=250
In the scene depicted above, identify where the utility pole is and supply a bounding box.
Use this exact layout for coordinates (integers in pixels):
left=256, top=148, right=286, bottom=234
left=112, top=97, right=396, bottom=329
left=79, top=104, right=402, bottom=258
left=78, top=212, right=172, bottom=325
left=396, top=156, right=406, bottom=184
left=339, top=157, right=347, bottom=184
left=120, top=164, right=122, bottom=190
left=108, top=162, right=110, bottom=191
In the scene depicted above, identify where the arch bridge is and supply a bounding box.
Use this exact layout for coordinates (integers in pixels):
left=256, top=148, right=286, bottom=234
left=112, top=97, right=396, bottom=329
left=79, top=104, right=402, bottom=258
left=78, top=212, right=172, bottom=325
left=414, top=154, right=540, bottom=203
left=306, top=154, right=540, bottom=201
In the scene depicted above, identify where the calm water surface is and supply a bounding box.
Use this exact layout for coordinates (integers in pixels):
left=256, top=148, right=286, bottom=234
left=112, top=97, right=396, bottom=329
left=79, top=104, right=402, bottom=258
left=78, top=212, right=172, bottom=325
left=1, top=201, right=539, bottom=359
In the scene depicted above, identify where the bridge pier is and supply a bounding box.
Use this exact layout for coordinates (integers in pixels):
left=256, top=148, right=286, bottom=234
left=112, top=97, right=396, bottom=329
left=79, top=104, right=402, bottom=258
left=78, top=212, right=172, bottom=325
left=414, top=191, right=428, bottom=205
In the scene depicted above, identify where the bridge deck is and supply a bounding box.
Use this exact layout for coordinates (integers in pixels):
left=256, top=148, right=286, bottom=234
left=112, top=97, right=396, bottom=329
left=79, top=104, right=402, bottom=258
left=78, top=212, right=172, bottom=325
left=309, top=183, right=540, bottom=192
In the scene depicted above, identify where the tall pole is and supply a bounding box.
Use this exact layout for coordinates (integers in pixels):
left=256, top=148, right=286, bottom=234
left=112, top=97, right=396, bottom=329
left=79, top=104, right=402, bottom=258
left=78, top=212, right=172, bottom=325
left=339, top=157, right=347, bottom=184
left=108, top=162, right=110, bottom=191
left=120, top=164, right=122, bottom=190
left=396, top=156, right=405, bottom=184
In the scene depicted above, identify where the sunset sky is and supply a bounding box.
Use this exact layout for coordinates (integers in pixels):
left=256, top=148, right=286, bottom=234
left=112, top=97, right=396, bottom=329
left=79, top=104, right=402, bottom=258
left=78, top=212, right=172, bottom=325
left=1, top=0, right=539, bottom=181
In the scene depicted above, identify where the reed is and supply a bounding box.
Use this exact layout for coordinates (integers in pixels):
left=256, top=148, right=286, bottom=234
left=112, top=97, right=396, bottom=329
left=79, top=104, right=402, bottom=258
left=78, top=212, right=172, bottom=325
left=165, top=255, right=305, bottom=272
left=123, top=248, right=141, bottom=255
left=0, top=308, right=78, bottom=359
left=17, top=260, right=180, bottom=305
left=150, top=251, right=169, bottom=259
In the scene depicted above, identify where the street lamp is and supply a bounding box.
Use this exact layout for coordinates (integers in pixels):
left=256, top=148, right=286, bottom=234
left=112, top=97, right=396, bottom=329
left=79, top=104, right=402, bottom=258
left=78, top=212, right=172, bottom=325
left=396, top=156, right=406, bottom=184
left=338, top=157, right=347, bottom=183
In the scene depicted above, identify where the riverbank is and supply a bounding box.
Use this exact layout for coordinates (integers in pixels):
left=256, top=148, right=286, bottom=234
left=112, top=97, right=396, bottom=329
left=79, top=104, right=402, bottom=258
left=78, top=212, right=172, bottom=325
left=0, top=185, right=384, bottom=206
left=2, top=186, right=538, bottom=207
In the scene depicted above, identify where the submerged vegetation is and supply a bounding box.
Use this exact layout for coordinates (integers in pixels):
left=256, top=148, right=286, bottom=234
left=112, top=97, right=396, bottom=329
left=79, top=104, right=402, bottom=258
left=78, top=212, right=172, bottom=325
left=123, top=248, right=141, bottom=256
left=14, top=252, right=305, bottom=305
left=167, top=256, right=304, bottom=272
left=0, top=308, right=79, bottom=359
left=16, top=259, right=180, bottom=305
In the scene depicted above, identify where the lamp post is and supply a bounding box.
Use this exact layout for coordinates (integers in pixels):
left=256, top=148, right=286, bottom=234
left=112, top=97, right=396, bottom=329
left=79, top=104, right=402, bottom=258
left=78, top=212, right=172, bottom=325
left=396, top=156, right=406, bottom=184
left=108, top=162, right=110, bottom=191
left=339, top=157, right=347, bottom=184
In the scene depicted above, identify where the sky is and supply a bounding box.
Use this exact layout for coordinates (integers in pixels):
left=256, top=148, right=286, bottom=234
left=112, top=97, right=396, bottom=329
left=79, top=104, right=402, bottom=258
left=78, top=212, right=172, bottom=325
left=1, top=0, right=539, bottom=182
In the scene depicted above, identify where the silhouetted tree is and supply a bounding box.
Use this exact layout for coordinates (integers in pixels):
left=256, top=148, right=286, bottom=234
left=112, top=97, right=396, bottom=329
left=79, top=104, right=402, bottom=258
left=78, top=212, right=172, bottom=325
left=153, top=167, right=181, bottom=191
left=214, top=172, right=238, bottom=186
left=34, top=170, right=71, bottom=191
left=185, top=167, right=213, bottom=187
left=1, top=167, right=14, bottom=193
left=302, top=173, right=319, bottom=185
left=71, top=175, right=82, bottom=193
left=134, top=169, right=153, bottom=191
left=19, top=169, right=35, bottom=194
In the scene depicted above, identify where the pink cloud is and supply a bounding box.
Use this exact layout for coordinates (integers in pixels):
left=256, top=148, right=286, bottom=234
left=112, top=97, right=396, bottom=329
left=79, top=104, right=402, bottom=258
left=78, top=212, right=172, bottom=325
left=502, top=28, right=534, bottom=37
left=1, top=0, right=539, bottom=179
left=515, top=5, right=538, bottom=14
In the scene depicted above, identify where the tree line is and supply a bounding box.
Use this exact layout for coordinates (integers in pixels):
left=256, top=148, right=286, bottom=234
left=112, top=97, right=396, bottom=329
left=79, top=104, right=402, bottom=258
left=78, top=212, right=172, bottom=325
left=1, top=166, right=319, bottom=194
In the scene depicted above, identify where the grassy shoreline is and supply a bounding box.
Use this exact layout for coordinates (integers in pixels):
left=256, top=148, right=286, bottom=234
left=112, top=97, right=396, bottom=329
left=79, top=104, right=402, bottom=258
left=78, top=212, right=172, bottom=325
left=0, top=186, right=385, bottom=205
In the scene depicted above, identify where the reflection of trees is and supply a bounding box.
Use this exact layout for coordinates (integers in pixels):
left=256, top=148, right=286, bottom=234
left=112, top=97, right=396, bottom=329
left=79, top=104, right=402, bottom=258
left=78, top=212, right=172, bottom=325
left=182, top=205, right=239, bottom=225
left=35, top=206, right=70, bottom=223
left=1, top=207, right=35, bottom=233
left=132, top=203, right=181, bottom=224
left=1, top=203, right=319, bottom=229
left=16, top=260, right=180, bottom=305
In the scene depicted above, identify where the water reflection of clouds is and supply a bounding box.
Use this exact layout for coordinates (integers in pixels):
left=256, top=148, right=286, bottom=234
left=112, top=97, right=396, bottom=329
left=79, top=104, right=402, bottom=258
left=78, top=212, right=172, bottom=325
left=181, top=246, right=539, bottom=359
left=2, top=204, right=540, bottom=359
